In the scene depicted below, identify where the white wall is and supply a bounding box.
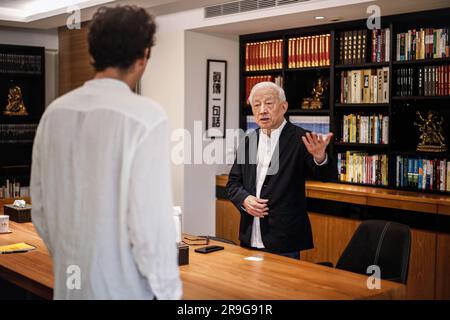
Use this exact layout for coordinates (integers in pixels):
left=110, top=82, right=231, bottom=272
left=183, top=30, right=239, bottom=236
left=0, top=27, right=58, bottom=49
left=141, top=11, right=240, bottom=236
left=141, top=13, right=186, bottom=211
left=0, top=27, right=59, bottom=106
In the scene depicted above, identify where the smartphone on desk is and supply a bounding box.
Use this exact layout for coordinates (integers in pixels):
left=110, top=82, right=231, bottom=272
left=194, top=245, right=224, bottom=254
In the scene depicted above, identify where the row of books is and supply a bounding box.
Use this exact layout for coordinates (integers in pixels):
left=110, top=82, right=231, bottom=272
left=245, top=75, right=283, bottom=104
left=0, top=179, right=29, bottom=199
left=245, top=39, right=283, bottom=71
left=396, top=156, right=449, bottom=192
left=0, top=53, right=42, bottom=74
left=287, top=34, right=330, bottom=68
left=395, top=66, right=450, bottom=96
left=246, top=115, right=330, bottom=134
left=396, top=28, right=449, bottom=61
left=289, top=116, right=330, bottom=135
left=0, top=124, right=37, bottom=144
left=341, top=114, right=389, bottom=144
left=370, top=29, right=391, bottom=63
left=339, top=68, right=390, bottom=104
left=338, top=29, right=390, bottom=65
left=337, top=152, right=388, bottom=186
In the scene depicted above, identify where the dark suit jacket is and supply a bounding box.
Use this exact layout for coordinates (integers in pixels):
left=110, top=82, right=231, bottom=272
left=226, top=121, right=338, bottom=252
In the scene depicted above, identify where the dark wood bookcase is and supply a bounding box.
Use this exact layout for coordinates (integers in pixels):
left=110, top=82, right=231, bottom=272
left=0, top=44, right=45, bottom=192
left=239, top=8, right=450, bottom=194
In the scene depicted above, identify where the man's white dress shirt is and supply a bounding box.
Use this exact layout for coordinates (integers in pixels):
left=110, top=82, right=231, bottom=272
left=250, top=119, right=328, bottom=249
left=31, top=78, right=182, bottom=300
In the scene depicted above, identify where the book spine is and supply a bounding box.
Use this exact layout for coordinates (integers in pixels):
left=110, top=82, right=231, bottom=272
left=418, top=67, right=424, bottom=96
left=357, top=30, right=362, bottom=64
left=385, top=28, right=390, bottom=62
left=382, top=67, right=389, bottom=103
left=313, top=35, right=318, bottom=67
left=373, top=29, right=378, bottom=63
left=326, top=34, right=330, bottom=65
left=298, top=37, right=302, bottom=68
left=344, top=32, right=348, bottom=64
left=306, top=36, right=311, bottom=67
left=447, top=161, right=450, bottom=191
left=401, top=33, right=406, bottom=61
left=396, top=33, right=400, bottom=61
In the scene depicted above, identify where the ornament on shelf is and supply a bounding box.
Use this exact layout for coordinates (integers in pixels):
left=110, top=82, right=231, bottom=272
left=3, top=85, right=28, bottom=116
left=301, top=76, right=328, bottom=110
left=414, top=110, right=447, bottom=153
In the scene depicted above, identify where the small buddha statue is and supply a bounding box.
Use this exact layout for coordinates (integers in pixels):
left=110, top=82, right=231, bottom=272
left=310, top=76, right=328, bottom=109
left=4, top=85, right=28, bottom=116
left=301, top=76, right=328, bottom=110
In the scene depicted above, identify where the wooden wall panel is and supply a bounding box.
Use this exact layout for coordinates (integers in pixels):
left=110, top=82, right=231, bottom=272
left=300, top=213, right=329, bottom=262
left=301, top=213, right=360, bottom=265
left=436, top=233, right=450, bottom=299
left=406, top=229, right=437, bottom=299
left=216, top=199, right=240, bottom=245
left=58, top=23, right=94, bottom=96
left=327, top=215, right=361, bottom=266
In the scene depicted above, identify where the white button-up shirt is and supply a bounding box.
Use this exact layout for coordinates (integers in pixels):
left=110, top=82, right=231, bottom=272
left=250, top=119, right=328, bottom=249
left=251, top=119, right=287, bottom=248
left=31, top=78, right=182, bottom=300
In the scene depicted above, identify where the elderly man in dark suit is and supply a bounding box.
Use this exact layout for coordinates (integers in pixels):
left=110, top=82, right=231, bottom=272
left=226, top=81, right=337, bottom=259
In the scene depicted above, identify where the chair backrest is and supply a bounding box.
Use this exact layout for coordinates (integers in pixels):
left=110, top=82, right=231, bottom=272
left=336, top=220, right=411, bottom=284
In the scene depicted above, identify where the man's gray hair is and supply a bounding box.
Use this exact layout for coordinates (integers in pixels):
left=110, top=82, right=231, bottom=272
left=248, top=81, right=286, bottom=107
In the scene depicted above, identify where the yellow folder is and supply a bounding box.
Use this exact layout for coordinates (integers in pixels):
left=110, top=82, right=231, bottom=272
left=0, top=242, right=36, bottom=254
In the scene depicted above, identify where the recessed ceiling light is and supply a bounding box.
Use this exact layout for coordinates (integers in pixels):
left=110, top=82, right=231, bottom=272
left=315, top=16, right=326, bottom=20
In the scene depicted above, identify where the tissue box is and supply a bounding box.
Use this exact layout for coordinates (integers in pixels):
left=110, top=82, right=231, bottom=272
left=3, top=204, right=32, bottom=223
left=178, top=243, right=189, bottom=266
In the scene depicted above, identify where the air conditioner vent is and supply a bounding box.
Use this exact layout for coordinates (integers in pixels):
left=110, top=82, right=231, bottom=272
left=204, top=0, right=310, bottom=18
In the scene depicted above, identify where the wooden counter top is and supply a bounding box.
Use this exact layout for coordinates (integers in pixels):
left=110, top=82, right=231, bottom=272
left=0, top=221, right=405, bottom=300
left=216, top=175, right=450, bottom=215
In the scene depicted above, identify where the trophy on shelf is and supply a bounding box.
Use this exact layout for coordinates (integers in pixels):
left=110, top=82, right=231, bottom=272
left=3, top=85, right=28, bottom=116
left=301, top=76, right=328, bottom=110
left=414, top=110, right=447, bottom=153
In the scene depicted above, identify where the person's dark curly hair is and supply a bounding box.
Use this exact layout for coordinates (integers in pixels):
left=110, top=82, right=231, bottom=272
left=88, top=5, right=156, bottom=72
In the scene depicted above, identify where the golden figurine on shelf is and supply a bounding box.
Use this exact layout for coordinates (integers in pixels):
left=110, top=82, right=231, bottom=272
left=301, top=76, right=328, bottom=110
left=3, top=85, right=28, bottom=116
left=414, top=110, right=447, bottom=153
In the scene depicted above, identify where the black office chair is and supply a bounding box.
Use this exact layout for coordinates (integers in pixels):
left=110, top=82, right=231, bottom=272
left=318, top=220, right=411, bottom=284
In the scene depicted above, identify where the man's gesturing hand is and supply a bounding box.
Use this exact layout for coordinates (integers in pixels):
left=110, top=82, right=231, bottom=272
left=243, top=195, right=269, bottom=218
left=301, top=132, right=333, bottom=164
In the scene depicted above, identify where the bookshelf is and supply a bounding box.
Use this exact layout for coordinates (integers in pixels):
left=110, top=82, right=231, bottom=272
left=0, top=44, right=45, bottom=199
left=239, top=8, right=450, bottom=194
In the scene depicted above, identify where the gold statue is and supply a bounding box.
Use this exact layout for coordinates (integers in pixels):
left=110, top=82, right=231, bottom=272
left=301, top=76, right=328, bottom=110
left=4, top=85, right=28, bottom=116
left=414, top=110, right=447, bottom=152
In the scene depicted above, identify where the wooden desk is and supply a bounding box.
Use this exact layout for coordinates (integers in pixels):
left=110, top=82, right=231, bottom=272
left=0, top=222, right=405, bottom=299
left=0, top=222, right=53, bottom=299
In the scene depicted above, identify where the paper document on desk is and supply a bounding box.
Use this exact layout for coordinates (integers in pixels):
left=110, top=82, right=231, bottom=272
left=0, top=242, right=36, bottom=254
left=244, top=256, right=264, bottom=261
